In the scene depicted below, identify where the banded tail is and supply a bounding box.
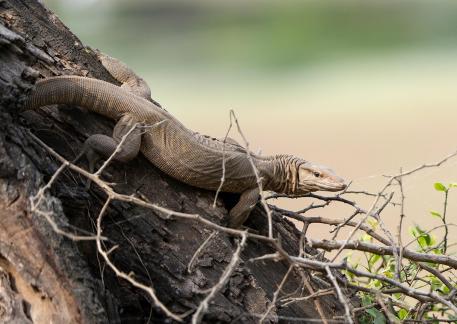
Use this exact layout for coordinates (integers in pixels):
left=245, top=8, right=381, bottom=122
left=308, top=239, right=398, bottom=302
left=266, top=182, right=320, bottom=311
left=24, top=76, right=153, bottom=120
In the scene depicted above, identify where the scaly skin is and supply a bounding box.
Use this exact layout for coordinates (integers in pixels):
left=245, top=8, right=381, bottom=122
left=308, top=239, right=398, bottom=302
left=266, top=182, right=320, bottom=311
left=24, top=56, right=346, bottom=228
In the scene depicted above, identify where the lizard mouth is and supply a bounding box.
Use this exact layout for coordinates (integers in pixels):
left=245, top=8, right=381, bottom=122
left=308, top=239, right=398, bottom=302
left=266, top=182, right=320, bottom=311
left=318, top=182, right=346, bottom=191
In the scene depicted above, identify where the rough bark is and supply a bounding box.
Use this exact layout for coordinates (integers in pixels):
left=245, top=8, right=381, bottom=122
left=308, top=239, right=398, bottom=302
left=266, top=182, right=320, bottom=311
left=0, top=0, right=350, bottom=323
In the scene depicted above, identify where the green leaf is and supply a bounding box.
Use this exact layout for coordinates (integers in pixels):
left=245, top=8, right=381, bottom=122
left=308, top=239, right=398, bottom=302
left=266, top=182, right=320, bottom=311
left=448, top=314, right=457, bottom=320
left=418, top=236, right=427, bottom=248
left=410, top=225, right=433, bottom=247
left=342, top=269, right=354, bottom=280
left=366, top=308, right=386, bottom=324
left=381, top=269, right=394, bottom=279
left=369, top=279, right=383, bottom=288
left=434, top=182, right=447, bottom=192
left=430, top=210, right=442, bottom=218
left=429, top=276, right=442, bottom=291
left=428, top=234, right=436, bottom=246
left=409, top=225, right=421, bottom=238
left=361, top=294, right=373, bottom=306
left=397, top=308, right=408, bottom=320
left=449, top=183, right=457, bottom=188
left=368, top=254, right=381, bottom=267
left=362, top=234, right=374, bottom=243
left=432, top=248, right=443, bottom=255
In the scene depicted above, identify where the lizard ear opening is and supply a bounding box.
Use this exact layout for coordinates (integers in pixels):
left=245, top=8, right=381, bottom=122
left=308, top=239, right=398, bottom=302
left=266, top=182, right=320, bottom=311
left=295, top=165, right=314, bottom=194
left=297, top=165, right=311, bottom=183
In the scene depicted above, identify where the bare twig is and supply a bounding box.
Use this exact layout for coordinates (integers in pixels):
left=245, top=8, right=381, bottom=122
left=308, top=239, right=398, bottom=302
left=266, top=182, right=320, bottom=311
left=95, top=198, right=183, bottom=322
left=299, top=270, right=329, bottom=324
left=375, top=294, right=400, bottom=324
left=188, top=231, right=218, bottom=274
left=395, top=169, right=406, bottom=281
left=325, top=266, right=353, bottom=324
left=212, top=112, right=234, bottom=207
left=30, top=162, right=105, bottom=241
left=259, top=266, right=294, bottom=323
left=270, top=207, right=389, bottom=245
left=280, top=288, right=334, bottom=307
left=308, top=238, right=457, bottom=269
left=229, top=110, right=274, bottom=238
left=289, top=256, right=457, bottom=311
left=440, top=188, right=450, bottom=253
left=95, top=120, right=166, bottom=177
left=95, top=122, right=140, bottom=176
left=331, top=192, right=394, bottom=262
left=332, top=149, right=457, bottom=262
left=191, top=232, right=247, bottom=324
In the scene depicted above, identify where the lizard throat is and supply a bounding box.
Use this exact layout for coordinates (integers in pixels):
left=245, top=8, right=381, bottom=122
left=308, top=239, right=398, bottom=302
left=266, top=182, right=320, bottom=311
left=270, top=155, right=307, bottom=194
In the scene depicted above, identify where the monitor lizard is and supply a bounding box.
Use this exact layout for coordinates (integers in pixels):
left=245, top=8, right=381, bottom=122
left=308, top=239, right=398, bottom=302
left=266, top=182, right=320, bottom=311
left=23, top=53, right=347, bottom=228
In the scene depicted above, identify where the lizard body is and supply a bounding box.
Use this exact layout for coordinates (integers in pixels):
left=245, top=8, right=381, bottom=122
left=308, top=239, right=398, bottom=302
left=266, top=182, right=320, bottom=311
left=24, top=56, right=346, bottom=227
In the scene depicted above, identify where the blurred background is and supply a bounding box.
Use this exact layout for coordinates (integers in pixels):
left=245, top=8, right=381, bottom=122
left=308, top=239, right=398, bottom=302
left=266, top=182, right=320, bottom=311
left=46, top=0, right=457, bottom=258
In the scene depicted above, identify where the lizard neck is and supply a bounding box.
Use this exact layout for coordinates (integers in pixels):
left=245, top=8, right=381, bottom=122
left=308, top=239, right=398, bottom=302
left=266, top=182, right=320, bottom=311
left=262, top=155, right=307, bottom=194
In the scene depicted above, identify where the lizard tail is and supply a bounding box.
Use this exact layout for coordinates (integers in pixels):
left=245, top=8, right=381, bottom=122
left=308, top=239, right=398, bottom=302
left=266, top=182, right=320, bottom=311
left=24, top=76, right=152, bottom=120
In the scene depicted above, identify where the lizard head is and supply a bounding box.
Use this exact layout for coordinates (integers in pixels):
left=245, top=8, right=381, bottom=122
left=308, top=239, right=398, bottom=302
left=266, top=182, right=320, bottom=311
left=296, top=162, right=347, bottom=193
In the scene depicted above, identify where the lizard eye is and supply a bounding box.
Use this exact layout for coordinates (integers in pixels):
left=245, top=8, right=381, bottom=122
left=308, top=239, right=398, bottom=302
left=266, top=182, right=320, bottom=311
left=313, top=172, right=320, bottom=178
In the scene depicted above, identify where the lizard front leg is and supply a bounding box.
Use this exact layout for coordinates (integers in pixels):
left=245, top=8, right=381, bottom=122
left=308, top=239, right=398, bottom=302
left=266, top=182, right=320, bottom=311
left=96, top=51, right=152, bottom=101
left=83, top=114, right=142, bottom=173
left=228, top=187, right=260, bottom=228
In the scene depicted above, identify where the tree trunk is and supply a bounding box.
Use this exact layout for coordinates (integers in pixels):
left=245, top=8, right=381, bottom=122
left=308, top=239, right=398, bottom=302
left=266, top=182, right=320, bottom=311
left=0, top=0, right=351, bottom=323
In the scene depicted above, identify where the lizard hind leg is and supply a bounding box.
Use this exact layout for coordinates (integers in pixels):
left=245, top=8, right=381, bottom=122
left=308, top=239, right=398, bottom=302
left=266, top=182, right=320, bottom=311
left=82, top=114, right=143, bottom=174
left=228, top=187, right=260, bottom=228
left=97, top=52, right=152, bottom=101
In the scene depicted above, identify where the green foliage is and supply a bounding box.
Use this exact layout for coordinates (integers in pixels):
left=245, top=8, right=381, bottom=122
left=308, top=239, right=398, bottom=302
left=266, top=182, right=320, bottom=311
left=352, top=181, right=456, bottom=322
left=397, top=308, right=408, bottom=320
left=429, top=210, right=442, bottom=218
left=358, top=294, right=387, bottom=324
left=366, top=307, right=386, bottom=324
left=410, top=225, right=436, bottom=251
left=434, top=182, right=447, bottom=192
left=367, top=254, right=381, bottom=271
